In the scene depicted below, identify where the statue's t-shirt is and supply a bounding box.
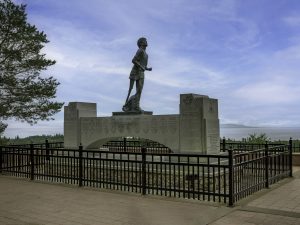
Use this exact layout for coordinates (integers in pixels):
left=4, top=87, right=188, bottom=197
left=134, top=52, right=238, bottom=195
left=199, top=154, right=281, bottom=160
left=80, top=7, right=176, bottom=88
left=129, top=48, right=148, bottom=80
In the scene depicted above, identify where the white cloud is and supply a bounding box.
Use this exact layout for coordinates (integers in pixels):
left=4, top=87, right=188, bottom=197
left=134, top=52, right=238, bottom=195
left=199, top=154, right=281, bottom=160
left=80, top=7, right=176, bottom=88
left=273, top=44, right=300, bottom=61
left=224, top=19, right=261, bottom=52
left=233, top=82, right=300, bottom=104
left=283, top=16, right=300, bottom=27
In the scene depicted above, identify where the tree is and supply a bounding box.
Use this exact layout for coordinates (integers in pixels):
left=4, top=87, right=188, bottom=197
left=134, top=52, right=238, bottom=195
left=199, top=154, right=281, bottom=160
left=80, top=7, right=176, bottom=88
left=246, top=133, right=271, bottom=144
left=0, top=0, right=63, bottom=135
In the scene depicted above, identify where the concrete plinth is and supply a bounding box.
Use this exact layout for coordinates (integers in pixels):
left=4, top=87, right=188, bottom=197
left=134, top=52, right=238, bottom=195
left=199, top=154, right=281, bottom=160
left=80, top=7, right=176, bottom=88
left=112, top=111, right=153, bottom=116
left=64, top=93, right=220, bottom=154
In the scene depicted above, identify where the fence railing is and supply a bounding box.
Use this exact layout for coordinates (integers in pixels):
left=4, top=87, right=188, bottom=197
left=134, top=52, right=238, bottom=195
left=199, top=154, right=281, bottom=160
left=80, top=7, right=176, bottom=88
left=102, top=139, right=172, bottom=154
left=5, top=138, right=300, bottom=153
left=0, top=140, right=292, bottom=206
left=230, top=144, right=292, bottom=205
left=221, top=138, right=300, bottom=153
left=6, top=140, right=64, bottom=149
left=291, top=142, right=300, bottom=152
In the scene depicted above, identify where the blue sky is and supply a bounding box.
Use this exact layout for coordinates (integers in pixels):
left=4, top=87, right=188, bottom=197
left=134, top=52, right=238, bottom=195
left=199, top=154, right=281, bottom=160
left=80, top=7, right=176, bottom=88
left=4, top=0, right=300, bottom=138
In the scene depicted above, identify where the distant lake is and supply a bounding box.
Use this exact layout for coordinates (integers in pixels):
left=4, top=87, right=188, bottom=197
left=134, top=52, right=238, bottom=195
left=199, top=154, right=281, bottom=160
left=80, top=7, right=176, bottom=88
left=220, top=127, right=300, bottom=141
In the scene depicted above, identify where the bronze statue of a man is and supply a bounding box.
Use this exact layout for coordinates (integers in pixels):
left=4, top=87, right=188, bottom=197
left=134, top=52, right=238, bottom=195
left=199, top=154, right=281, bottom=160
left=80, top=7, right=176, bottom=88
left=123, top=37, right=152, bottom=112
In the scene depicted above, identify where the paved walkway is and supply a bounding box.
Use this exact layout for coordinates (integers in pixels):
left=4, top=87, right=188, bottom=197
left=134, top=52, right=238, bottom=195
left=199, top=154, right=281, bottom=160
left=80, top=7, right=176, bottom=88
left=211, top=167, right=300, bottom=225
left=0, top=168, right=300, bottom=225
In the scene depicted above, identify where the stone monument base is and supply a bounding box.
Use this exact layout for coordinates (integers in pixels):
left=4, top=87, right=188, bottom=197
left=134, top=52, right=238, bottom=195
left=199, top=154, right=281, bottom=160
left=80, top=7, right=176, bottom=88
left=64, top=93, right=220, bottom=154
left=112, top=111, right=153, bottom=116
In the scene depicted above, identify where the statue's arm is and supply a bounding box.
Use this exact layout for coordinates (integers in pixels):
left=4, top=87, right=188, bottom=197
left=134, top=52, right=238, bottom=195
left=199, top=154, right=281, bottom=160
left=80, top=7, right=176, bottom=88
left=132, top=59, right=146, bottom=71
left=132, top=49, right=152, bottom=71
left=132, top=57, right=152, bottom=71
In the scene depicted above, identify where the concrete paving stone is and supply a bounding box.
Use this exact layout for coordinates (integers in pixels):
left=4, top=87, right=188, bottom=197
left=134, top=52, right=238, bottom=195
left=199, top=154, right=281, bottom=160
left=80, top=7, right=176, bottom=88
left=1, top=176, right=233, bottom=225
left=0, top=217, right=25, bottom=225
left=2, top=168, right=300, bottom=225
left=248, top=179, right=300, bottom=212
left=210, top=210, right=300, bottom=225
left=0, top=177, right=231, bottom=225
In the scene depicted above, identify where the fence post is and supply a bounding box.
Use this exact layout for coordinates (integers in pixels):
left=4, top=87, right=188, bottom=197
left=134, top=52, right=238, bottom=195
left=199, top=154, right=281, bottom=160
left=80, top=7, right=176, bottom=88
left=141, top=147, right=146, bottom=195
left=79, top=144, right=83, bottom=187
left=30, top=143, right=34, bottom=180
left=289, top=138, right=293, bottom=177
left=123, top=137, right=127, bottom=152
left=222, top=137, right=226, bottom=152
left=265, top=142, right=269, bottom=188
left=228, top=149, right=234, bottom=206
left=45, top=139, right=50, bottom=160
left=0, top=146, right=2, bottom=174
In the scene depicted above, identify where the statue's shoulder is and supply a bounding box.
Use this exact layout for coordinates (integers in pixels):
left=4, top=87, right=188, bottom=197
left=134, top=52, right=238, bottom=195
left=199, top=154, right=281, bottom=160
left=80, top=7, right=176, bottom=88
left=137, top=48, right=147, bottom=57
left=136, top=48, right=144, bottom=54
left=133, top=48, right=146, bottom=61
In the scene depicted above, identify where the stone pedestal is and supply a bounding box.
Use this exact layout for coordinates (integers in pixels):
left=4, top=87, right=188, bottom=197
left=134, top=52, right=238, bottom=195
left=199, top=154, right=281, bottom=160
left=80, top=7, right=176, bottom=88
left=179, top=94, right=220, bottom=154
left=64, top=102, right=96, bottom=148
left=112, top=111, right=153, bottom=116
left=64, top=93, right=220, bottom=154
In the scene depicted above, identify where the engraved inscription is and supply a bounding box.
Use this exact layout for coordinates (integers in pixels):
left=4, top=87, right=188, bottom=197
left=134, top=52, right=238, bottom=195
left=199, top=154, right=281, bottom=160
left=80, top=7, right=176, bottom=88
left=167, top=117, right=178, bottom=134
left=150, top=117, right=158, bottom=134
left=183, top=95, right=193, bottom=105
left=64, top=107, right=78, bottom=122
left=206, top=125, right=220, bottom=153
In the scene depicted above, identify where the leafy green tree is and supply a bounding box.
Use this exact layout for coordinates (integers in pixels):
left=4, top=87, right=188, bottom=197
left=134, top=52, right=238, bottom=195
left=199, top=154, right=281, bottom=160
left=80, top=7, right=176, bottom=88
left=7, top=134, right=63, bottom=145
left=0, top=0, right=63, bottom=135
left=0, top=122, right=7, bottom=134
left=246, top=133, right=270, bottom=144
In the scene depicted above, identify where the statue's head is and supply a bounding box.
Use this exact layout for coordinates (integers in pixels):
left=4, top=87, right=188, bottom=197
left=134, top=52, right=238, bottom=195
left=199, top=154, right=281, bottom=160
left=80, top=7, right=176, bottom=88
left=137, top=37, right=147, bottom=48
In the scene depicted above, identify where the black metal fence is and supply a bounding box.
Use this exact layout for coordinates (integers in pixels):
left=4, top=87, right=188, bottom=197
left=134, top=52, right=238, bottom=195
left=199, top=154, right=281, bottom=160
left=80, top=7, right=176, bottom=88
left=230, top=144, right=292, bottom=205
left=102, top=139, right=172, bottom=154
left=5, top=138, right=300, bottom=153
left=103, top=138, right=300, bottom=153
left=0, top=140, right=293, bottom=206
left=291, top=141, right=300, bottom=152
left=6, top=140, right=64, bottom=149
left=221, top=138, right=300, bottom=153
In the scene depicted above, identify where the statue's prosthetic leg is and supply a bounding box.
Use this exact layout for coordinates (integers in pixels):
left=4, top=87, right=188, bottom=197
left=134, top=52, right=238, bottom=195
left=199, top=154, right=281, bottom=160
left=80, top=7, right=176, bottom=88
left=125, top=79, right=135, bottom=104
left=135, top=78, right=144, bottom=110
